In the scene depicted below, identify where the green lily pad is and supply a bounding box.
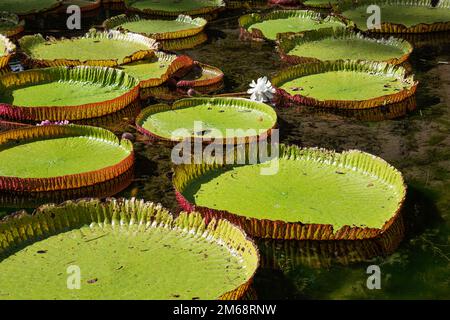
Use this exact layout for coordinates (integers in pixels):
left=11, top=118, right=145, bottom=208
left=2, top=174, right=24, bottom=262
left=239, top=10, right=348, bottom=41
left=0, top=199, right=258, bottom=300
left=19, top=30, right=158, bottom=67
left=103, top=14, right=207, bottom=40
left=341, top=0, right=450, bottom=33
left=277, top=28, right=412, bottom=65
left=119, top=52, right=193, bottom=88
left=272, top=60, right=417, bottom=109
left=136, top=97, right=277, bottom=141
left=0, top=12, right=24, bottom=37
left=0, top=0, right=62, bottom=15
left=125, top=0, right=225, bottom=16
left=0, top=66, right=139, bottom=121
left=174, top=145, right=406, bottom=240
left=0, top=125, right=134, bottom=192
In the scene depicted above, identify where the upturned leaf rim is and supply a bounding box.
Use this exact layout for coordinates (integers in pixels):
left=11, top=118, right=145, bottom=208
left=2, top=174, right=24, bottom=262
left=0, top=197, right=259, bottom=300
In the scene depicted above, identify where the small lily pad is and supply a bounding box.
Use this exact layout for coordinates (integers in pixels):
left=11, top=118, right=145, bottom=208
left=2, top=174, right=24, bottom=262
left=0, top=0, right=62, bottom=16
left=0, top=34, right=15, bottom=70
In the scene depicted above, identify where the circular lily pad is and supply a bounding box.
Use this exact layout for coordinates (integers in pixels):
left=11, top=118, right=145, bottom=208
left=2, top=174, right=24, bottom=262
left=0, top=0, right=62, bottom=16
left=120, top=52, right=194, bottom=88
left=19, top=30, right=158, bottom=68
left=239, top=10, right=349, bottom=41
left=140, top=84, right=186, bottom=101
left=0, top=125, right=134, bottom=193
left=174, top=144, right=406, bottom=240
left=0, top=34, right=15, bottom=70
left=0, top=66, right=140, bottom=121
left=272, top=60, right=417, bottom=109
left=136, top=97, right=277, bottom=142
left=0, top=198, right=259, bottom=300
left=125, top=0, right=226, bottom=16
left=0, top=167, right=133, bottom=209
left=177, top=62, right=224, bottom=88
left=341, top=0, right=450, bottom=33
left=0, top=12, right=25, bottom=37
left=277, top=28, right=413, bottom=65
left=258, top=223, right=405, bottom=268
left=104, top=14, right=207, bottom=40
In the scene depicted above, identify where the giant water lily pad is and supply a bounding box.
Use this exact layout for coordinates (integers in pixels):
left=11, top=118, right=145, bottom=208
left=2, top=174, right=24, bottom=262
left=341, top=0, right=450, bottom=33
left=136, top=97, right=277, bottom=142
left=120, top=52, right=194, bottom=88
left=272, top=60, right=417, bottom=109
left=60, top=0, right=101, bottom=12
left=0, top=66, right=139, bottom=121
left=103, top=14, right=207, bottom=40
left=277, top=28, right=412, bottom=65
left=0, top=0, right=62, bottom=16
left=0, top=198, right=258, bottom=300
left=306, top=96, right=417, bottom=121
left=0, top=168, right=134, bottom=209
left=125, top=0, right=225, bottom=16
left=174, top=144, right=406, bottom=240
left=0, top=34, right=15, bottom=70
left=0, top=12, right=25, bottom=37
left=19, top=30, right=158, bottom=67
left=0, top=125, right=134, bottom=193
left=239, top=10, right=349, bottom=41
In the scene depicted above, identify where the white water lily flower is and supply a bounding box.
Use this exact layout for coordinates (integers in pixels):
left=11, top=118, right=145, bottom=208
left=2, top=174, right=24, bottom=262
left=247, top=76, right=276, bottom=103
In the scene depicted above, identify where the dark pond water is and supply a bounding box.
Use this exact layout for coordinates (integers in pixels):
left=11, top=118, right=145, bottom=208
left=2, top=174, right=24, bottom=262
left=0, top=3, right=449, bottom=299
